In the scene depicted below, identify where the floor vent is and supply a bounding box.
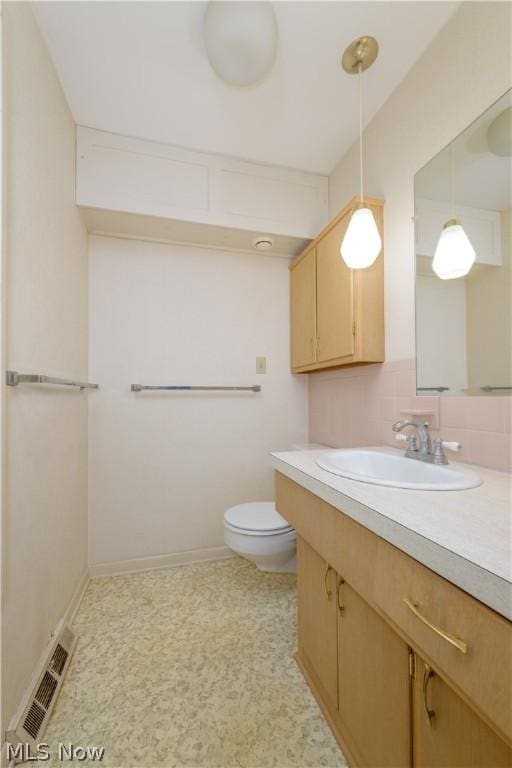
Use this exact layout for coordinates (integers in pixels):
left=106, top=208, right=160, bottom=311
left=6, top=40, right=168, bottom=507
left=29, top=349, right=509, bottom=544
left=34, top=671, right=58, bottom=709
left=6, top=620, right=77, bottom=763
left=22, top=702, right=45, bottom=740
left=49, top=644, right=68, bottom=676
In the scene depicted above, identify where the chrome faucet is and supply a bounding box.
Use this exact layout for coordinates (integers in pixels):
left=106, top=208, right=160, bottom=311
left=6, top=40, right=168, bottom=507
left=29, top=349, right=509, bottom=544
left=392, top=420, right=462, bottom=465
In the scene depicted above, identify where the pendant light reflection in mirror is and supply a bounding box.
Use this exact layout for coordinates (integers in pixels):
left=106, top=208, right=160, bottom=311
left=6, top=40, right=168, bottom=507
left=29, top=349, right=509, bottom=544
left=339, top=36, right=382, bottom=270
left=432, top=143, right=476, bottom=280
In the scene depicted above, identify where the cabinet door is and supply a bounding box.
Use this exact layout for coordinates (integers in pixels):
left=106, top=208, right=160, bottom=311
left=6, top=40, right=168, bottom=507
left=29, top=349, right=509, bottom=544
left=290, top=248, right=317, bottom=368
left=316, top=214, right=355, bottom=363
left=296, top=536, right=338, bottom=710
left=413, top=656, right=512, bottom=768
left=337, top=581, right=412, bottom=768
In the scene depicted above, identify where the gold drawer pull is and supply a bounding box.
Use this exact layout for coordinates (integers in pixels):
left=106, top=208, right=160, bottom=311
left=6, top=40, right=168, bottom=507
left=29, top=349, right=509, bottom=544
left=402, top=597, right=468, bottom=654
left=324, top=564, right=333, bottom=599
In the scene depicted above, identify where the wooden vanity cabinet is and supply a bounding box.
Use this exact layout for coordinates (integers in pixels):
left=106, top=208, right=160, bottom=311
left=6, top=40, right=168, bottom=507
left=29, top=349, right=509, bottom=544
left=289, top=196, right=384, bottom=373
left=337, top=581, right=412, bottom=768
left=275, top=472, right=512, bottom=768
left=296, top=537, right=338, bottom=710
left=412, top=655, right=512, bottom=768
left=296, top=536, right=412, bottom=768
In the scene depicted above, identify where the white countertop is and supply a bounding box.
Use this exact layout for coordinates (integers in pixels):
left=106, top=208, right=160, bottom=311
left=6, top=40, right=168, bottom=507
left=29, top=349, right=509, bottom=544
left=271, top=447, right=512, bottom=620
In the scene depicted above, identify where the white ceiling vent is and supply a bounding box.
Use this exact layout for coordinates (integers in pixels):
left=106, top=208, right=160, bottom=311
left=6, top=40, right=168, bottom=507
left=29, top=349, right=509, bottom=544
left=7, top=621, right=77, bottom=762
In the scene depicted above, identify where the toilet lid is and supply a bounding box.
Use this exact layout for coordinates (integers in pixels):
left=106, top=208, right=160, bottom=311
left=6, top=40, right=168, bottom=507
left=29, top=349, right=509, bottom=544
left=224, top=502, right=292, bottom=534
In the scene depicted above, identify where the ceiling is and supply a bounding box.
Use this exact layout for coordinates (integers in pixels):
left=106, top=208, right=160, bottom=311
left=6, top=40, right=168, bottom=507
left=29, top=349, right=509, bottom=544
left=34, top=1, right=458, bottom=175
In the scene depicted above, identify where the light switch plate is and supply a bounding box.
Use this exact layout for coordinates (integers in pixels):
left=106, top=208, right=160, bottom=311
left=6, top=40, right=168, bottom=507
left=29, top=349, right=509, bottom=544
left=256, top=357, right=266, bottom=374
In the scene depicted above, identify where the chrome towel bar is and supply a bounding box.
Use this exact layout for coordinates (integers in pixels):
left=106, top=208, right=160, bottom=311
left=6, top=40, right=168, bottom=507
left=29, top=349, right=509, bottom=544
left=131, top=384, right=261, bottom=393
left=6, top=371, right=99, bottom=390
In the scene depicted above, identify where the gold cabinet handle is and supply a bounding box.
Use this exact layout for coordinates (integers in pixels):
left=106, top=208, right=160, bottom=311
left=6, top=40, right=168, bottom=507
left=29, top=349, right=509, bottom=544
left=324, top=564, right=333, bottom=600
left=402, top=597, right=468, bottom=654
left=337, top=577, right=345, bottom=615
left=423, top=663, right=435, bottom=726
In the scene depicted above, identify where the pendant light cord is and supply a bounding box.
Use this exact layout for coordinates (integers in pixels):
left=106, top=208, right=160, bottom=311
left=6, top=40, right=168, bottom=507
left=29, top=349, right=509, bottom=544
left=449, top=143, right=454, bottom=218
left=358, top=61, right=364, bottom=204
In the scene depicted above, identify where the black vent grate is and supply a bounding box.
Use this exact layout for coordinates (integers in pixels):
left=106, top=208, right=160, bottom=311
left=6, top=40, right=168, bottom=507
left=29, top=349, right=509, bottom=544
left=49, top=644, right=68, bottom=676
left=35, top=671, right=58, bottom=709
left=23, top=702, right=45, bottom=740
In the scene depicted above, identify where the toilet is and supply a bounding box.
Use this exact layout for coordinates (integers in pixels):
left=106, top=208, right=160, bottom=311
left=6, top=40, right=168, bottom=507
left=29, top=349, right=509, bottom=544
left=223, top=501, right=297, bottom=573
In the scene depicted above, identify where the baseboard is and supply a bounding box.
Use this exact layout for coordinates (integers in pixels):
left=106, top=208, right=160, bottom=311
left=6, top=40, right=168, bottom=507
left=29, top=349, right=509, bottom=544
left=64, top=568, right=90, bottom=626
left=89, top=545, right=235, bottom=578
left=2, top=568, right=89, bottom=762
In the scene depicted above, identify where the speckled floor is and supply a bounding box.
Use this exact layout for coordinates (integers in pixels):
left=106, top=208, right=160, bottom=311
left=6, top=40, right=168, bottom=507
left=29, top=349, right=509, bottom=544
left=45, top=557, right=347, bottom=768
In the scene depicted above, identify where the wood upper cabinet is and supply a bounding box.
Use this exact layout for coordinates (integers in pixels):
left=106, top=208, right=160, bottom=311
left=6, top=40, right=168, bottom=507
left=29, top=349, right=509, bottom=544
left=296, top=536, right=338, bottom=710
left=289, top=196, right=384, bottom=373
left=337, top=583, right=412, bottom=768
left=316, top=215, right=355, bottom=363
left=290, top=248, right=317, bottom=368
left=412, top=656, right=512, bottom=768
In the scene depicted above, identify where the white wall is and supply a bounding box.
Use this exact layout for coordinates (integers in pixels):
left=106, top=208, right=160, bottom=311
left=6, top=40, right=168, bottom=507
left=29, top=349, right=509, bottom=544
left=2, top=3, right=89, bottom=735
left=329, top=1, right=512, bottom=363
left=88, top=236, right=308, bottom=569
left=416, top=275, right=467, bottom=393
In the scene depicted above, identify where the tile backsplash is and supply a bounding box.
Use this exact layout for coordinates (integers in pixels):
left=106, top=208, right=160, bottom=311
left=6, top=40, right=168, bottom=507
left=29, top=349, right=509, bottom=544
left=309, top=360, right=512, bottom=472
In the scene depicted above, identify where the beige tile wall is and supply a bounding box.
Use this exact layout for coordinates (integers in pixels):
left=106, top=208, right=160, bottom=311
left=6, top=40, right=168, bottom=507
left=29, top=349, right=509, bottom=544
left=309, top=360, right=512, bottom=472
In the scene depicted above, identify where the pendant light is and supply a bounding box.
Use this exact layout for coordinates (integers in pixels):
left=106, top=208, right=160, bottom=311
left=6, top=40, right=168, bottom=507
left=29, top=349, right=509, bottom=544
left=340, top=37, right=382, bottom=270
left=432, top=145, right=475, bottom=280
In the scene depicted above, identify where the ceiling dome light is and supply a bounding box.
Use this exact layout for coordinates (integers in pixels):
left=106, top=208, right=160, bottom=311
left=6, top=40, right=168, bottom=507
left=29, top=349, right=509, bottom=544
left=341, top=205, right=382, bottom=269
left=339, top=37, right=382, bottom=269
left=204, top=1, right=278, bottom=87
left=432, top=219, right=476, bottom=280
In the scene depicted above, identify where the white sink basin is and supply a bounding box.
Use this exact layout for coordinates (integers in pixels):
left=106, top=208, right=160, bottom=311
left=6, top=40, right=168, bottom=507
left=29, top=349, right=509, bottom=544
left=316, top=449, right=481, bottom=491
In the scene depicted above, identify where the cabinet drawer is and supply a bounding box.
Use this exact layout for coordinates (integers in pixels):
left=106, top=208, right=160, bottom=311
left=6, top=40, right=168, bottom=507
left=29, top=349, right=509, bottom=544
left=374, top=540, right=512, bottom=745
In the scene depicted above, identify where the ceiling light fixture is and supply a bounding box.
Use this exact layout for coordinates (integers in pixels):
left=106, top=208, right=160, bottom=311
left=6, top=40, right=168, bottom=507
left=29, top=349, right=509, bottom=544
left=432, top=144, right=476, bottom=280
left=253, top=236, right=274, bottom=251
left=204, top=1, right=278, bottom=87
left=339, top=36, right=382, bottom=270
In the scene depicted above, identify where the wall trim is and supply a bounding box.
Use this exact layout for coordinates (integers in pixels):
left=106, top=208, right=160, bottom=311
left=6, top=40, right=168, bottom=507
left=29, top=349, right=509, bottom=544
left=89, top=545, right=235, bottom=579
left=2, top=568, right=89, bottom=762
left=64, top=569, right=90, bottom=626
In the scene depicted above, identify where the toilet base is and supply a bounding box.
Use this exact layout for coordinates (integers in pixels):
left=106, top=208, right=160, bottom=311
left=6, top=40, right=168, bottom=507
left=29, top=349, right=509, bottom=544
left=224, top=527, right=297, bottom=574
left=242, top=552, right=297, bottom=573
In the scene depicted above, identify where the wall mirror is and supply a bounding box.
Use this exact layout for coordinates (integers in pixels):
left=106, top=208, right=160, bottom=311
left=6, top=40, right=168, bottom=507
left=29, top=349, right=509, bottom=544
left=414, top=89, right=511, bottom=396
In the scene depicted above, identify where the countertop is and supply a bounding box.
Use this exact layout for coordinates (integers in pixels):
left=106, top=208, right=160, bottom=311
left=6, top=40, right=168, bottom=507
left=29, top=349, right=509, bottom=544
left=270, top=447, right=512, bottom=620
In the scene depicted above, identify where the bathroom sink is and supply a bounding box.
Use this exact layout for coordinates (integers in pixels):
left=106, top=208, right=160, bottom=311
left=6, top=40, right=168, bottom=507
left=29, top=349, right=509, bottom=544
left=316, top=449, right=481, bottom=491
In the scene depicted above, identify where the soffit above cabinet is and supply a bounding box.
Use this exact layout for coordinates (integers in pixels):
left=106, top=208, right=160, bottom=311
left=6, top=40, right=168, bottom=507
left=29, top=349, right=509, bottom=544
left=76, top=127, right=329, bottom=256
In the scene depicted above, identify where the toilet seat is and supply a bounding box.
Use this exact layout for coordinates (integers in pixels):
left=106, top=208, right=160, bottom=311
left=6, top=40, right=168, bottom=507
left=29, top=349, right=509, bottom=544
left=224, top=502, right=292, bottom=536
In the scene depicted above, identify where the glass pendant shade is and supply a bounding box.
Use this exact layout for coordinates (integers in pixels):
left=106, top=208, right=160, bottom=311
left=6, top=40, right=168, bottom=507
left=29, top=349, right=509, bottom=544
left=432, top=219, right=476, bottom=280
left=340, top=207, right=382, bottom=269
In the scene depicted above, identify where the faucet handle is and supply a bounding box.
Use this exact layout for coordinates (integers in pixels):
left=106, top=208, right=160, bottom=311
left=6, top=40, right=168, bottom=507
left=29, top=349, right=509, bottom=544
left=396, top=433, right=418, bottom=450
left=440, top=440, right=462, bottom=452
left=433, top=438, right=462, bottom=466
